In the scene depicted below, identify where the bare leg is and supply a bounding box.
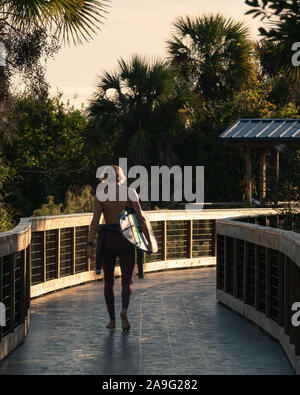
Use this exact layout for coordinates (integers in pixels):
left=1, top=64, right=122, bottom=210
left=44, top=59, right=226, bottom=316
left=102, top=245, right=116, bottom=327
left=119, top=250, right=135, bottom=332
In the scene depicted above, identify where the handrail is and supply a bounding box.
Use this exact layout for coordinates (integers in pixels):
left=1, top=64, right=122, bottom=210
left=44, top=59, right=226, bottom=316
left=0, top=218, right=31, bottom=258
left=216, top=217, right=300, bottom=374
left=0, top=207, right=281, bottom=361
left=217, top=218, right=300, bottom=268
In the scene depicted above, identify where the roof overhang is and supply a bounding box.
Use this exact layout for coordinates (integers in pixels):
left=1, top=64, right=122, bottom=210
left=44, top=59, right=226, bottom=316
left=219, top=119, right=300, bottom=148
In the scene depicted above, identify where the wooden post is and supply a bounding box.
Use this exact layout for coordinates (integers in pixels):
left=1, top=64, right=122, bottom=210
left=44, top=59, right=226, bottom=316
left=274, top=150, right=280, bottom=205
left=20, top=250, right=26, bottom=325
left=243, top=241, right=249, bottom=304
left=42, top=231, right=46, bottom=283
left=233, top=239, right=238, bottom=298
left=187, top=220, right=193, bottom=259
left=26, top=245, right=31, bottom=313
left=87, top=226, right=91, bottom=271
left=284, top=256, right=290, bottom=335
left=265, top=248, right=271, bottom=318
left=294, top=265, right=300, bottom=355
left=289, top=261, right=295, bottom=345
left=0, top=257, right=3, bottom=341
left=224, top=237, right=228, bottom=293
left=163, top=221, right=167, bottom=261
left=246, top=146, right=252, bottom=204
left=71, top=227, right=76, bottom=275
left=56, top=229, right=61, bottom=279
left=216, top=235, right=220, bottom=289
left=255, top=245, right=260, bottom=311
left=278, top=253, right=284, bottom=327
left=260, top=149, right=267, bottom=202
left=9, top=254, right=15, bottom=333
left=212, top=220, right=217, bottom=257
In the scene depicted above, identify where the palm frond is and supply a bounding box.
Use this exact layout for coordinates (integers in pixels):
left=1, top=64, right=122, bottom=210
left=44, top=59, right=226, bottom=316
left=1, top=0, right=110, bottom=45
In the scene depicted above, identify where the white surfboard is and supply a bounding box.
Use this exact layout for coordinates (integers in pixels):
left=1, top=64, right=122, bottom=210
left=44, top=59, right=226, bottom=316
left=119, top=207, right=157, bottom=253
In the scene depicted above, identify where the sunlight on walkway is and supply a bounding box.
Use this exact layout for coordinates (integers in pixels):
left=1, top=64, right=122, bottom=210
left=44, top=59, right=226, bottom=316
left=0, top=268, right=293, bottom=375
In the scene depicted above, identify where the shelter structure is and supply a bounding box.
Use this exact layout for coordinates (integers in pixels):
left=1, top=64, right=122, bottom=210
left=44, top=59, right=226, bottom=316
left=218, top=119, right=300, bottom=203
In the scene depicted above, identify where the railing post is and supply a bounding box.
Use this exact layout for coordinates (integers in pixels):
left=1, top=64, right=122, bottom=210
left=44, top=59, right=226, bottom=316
left=42, top=231, right=46, bottom=283
left=255, top=245, right=260, bottom=311
left=284, top=256, right=290, bottom=335
left=289, top=261, right=295, bottom=345
left=278, top=253, right=284, bottom=327
left=216, top=234, right=219, bottom=289
left=163, top=221, right=167, bottom=261
left=87, top=226, right=91, bottom=271
left=243, top=241, right=249, bottom=304
left=233, top=239, right=238, bottom=298
left=295, top=265, right=300, bottom=355
left=9, top=254, right=15, bottom=333
left=20, top=250, right=26, bottom=325
left=71, top=227, right=76, bottom=275
left=56, top=229, right=61, bottom=279
left=266, top=248, right=271, bottom=318
left=224, top=236, right=228, bottom=293
left=26, top=245, right=31, bottom=313
left=187, top=220, right=193, bottom=259
left=212, top=220, right=216, bottom=256
left=0, top=257, right=3, bottom=341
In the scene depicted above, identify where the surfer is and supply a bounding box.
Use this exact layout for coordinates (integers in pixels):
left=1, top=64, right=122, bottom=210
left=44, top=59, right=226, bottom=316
left=87, top=165, right=154, bottom=332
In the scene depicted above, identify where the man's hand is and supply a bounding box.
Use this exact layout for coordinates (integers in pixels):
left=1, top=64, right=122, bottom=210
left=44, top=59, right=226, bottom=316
left=87, top=245, right=93, bottom=260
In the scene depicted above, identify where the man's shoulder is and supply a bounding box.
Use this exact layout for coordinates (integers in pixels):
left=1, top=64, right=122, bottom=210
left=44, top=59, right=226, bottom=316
left=119, top=185, right=138, bottom=201
left=127, top=187, right=138, bottom=201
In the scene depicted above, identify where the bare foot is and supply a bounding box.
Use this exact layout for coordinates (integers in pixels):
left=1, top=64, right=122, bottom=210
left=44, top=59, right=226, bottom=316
left=106, top=319, right=116, bottom=329
left=120, top=312, right=130, bottom=332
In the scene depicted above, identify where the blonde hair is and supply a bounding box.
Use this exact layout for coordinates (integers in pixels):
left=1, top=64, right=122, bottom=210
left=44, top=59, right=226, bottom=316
left=98, top=165, right=126, bottom=184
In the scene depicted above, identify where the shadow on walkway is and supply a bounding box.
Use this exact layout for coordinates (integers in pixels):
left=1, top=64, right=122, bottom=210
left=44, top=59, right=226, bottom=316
left=0, top=268, right=293, bottom=375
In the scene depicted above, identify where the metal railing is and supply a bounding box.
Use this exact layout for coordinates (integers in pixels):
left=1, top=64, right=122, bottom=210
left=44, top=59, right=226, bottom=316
left=0, top=218, right=31, bottom=358
left=216, top=216, right=300, bottom=372
left=0, top=207, right=279, bottom=360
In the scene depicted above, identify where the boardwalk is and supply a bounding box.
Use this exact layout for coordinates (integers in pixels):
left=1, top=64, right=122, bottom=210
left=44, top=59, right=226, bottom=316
left=0, top=268, right=293, bottom=375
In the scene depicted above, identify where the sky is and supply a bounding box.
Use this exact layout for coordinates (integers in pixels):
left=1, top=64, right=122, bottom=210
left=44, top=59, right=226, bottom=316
left=45, top=0, right=262, bottom=108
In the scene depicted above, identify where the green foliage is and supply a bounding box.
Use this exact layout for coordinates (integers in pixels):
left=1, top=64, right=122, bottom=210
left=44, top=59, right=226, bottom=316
left=32, top=185, right=94, bottom=216
left=0, top=154, right=9, bottom=189
left=0, top=155, right=16, bottom=231
left=245, top=0, right=300, bottom=81
left=167, top=14, right=257, bottom=101
left=63, top=185, right=94, bottom=214
left=4, top=93, right=90, bottom=217
left=181, top=82, right=300, bottom=202
left=87, top=54, right=198, bottom=167
left=0, top=9, right=299, bottom=227
left=32, top=196, right=63, bottom=217
left=0, top=0, right=110, bottom=46
left=0, top=200, right=16, bottom=232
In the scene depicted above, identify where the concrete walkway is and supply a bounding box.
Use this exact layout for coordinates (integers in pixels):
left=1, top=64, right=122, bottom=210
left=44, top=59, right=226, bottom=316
left=0, top=268, right=293, bottom=375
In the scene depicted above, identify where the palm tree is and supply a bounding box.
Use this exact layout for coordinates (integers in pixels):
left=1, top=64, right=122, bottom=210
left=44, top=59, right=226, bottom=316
left=87, top=55, right=197, bottom=166
left=245, top=0, right=300, bottom=82
left=0, top=0, right=110, bottom=45
left=167, top=14, right=256, bottom=101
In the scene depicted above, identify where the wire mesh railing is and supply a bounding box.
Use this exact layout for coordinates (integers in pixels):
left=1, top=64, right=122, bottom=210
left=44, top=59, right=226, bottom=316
left=216, top=218, right=300, bottom=362
left=0, top=207, right=282, bottom=360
